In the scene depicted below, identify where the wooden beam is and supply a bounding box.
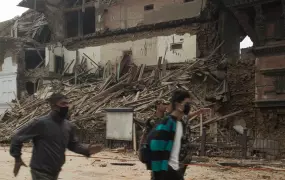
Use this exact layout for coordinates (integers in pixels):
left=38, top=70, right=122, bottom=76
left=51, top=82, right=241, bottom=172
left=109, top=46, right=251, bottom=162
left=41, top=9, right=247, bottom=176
left=63, top=2, right=95, bottom=13
left=231, top=9, right=259, bottom=45
left=82, top=0, right=86, bottom=12
left=78, top=11, right=83, bottom=37
left=282, top=0, right=285, bottom=35
left=83, top=53, right=100, bottom=67
left=254, top=4, right=265, bottom=44
left=34, top=0, right=37, bottom=9
left=191, top=110, right=243, bottom=130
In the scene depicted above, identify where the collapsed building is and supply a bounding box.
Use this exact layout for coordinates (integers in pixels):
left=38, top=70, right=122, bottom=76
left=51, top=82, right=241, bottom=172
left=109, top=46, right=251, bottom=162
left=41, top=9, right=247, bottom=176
left=0, top=10, right=50, bottom=113
left=0, top=0, right=284, bottom=159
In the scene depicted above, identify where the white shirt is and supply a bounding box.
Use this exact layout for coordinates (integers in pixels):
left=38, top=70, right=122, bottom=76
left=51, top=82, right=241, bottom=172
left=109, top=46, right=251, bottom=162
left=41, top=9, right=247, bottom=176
left=168, top=121, right=183, bottom=170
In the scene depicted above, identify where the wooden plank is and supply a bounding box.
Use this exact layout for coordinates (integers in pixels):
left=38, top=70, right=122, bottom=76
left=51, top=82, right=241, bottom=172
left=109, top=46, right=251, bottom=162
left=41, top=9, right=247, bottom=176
left=62, top=59, right=75, bottom=75
left=83, top=53, right=100, bottom=67
left=200, top=113, right=203, bottom=136
left=82, top=0, right=86, bottom=12
left=63, top=2, right=95, bottom=12
left=191, top=110, right=243, bottom=130
left=162, top=47, right=168, bottom=78
left=133, top=123, right=137, bottom=152
left=138, top=64, right=145, bottom=81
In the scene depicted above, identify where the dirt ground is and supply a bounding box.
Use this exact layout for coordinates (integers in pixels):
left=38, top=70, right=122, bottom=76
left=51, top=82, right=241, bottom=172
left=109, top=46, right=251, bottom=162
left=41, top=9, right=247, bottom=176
left=0, top=147, right=284, bottom=180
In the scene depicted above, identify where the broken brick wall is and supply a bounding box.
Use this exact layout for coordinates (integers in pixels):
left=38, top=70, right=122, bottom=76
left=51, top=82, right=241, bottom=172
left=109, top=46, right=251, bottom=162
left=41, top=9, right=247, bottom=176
left=102, top=0, right=206, bottom=30
left=16, top=48, right=28, bottom=99
left=255, top=54, right=285, bottom=103
left=0, top=41, right=25, bottom=102
left=223, top=48, right=256, bottom=134
left=43, top=1, right=66, bottom=41
left=42, top=0, right=208, bottom=40
left=197, top=21, right=219, bottom=58
left=0, top=42, right=19, bottom=71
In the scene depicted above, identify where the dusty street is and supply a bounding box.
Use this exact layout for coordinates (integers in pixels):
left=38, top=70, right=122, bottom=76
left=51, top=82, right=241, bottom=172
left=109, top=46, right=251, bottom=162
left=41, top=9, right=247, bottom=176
left=0, top=147, right=284, bottom=180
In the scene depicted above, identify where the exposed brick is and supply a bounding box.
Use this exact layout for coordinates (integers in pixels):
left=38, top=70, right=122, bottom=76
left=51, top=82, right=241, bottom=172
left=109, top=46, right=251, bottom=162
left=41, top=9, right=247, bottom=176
left=104, top=0, right=205, bottom=30
left=255, top=54, right=285, bottom=102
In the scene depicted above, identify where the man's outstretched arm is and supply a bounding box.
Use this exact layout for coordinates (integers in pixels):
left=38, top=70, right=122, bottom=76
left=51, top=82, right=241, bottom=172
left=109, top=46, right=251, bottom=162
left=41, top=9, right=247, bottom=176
left=67, top=125, right=102, bottom=156
left=188, top=108, right=211, bottom=119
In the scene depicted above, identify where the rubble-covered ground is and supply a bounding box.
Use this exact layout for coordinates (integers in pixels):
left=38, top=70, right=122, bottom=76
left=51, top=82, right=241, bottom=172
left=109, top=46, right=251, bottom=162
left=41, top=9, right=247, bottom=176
left=0, top=147, right=284, bottom=180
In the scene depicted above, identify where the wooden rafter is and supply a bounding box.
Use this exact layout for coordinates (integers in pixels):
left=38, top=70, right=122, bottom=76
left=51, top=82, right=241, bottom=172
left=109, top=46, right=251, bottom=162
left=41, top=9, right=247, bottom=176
left=231, top=9, right=260, bottom=45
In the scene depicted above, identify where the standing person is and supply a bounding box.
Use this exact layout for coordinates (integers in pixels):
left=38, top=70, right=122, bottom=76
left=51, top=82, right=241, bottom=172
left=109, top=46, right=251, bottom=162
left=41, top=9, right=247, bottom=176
left=140, top=99, right=170, bottom=145
left=10, top=93, right=103, bottom=180
left=147, top=90, right=191, bottom=180
left=145, top=99, right=170, bottom=133
left=139, top=99, right=170, bottom=180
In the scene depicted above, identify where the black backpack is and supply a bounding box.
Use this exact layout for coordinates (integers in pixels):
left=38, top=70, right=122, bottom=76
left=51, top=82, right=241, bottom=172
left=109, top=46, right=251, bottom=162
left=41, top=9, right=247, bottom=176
left=139, top=143, right=151, bottom=164
left=138, top=127, right=153, bottom=164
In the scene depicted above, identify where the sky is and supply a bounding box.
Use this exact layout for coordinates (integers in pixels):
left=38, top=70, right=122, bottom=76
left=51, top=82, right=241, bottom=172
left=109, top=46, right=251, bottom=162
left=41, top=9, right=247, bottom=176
left=0, top=0, right=27, bottom=22
left=0, top=0, right=253, bottom=49
left=240, top=36, right=253, bottom=49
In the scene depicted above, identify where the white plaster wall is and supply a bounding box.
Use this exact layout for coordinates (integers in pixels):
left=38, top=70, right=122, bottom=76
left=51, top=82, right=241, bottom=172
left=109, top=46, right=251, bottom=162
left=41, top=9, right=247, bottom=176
left=46, top=45, right=100, bottom=73
left=157, top=33, right=196, bottom=63
left=46, top=33, right=197, bottom=73
left=46, top=44, right=63, bottom=72
left=63, top=47, right=76, bottom=73
left=100, top=37, right=158, bottom=66
left=78, top=46, right=101, bottom=73
left=0, top=57, right=17, bottom=113
left=0, top=103, right=10, bottom=114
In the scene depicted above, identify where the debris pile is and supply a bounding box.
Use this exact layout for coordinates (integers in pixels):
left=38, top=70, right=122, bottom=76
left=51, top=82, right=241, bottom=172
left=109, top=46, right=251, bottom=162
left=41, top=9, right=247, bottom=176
left=0, top=57, right=226, bottom=142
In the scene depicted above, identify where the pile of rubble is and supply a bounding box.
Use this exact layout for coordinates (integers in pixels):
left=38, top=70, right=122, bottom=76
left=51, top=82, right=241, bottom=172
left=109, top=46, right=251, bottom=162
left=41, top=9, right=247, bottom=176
left=0, top=48, right=244, bottom=143
left=0, top=59, right=212, bottom=140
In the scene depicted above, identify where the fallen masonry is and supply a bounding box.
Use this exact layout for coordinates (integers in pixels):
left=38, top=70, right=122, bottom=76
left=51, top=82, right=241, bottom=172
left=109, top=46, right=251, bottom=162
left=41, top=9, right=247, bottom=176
left=0, top=51, right=228, bottom=141
left=0, top=49, right=284, bottom=160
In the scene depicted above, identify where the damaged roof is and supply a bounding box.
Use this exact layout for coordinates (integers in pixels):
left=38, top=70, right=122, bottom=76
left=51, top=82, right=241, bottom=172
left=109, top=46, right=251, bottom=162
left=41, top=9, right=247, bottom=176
left=0, top=36, right=42, bottom=47
left=0, top=9, right=50, bottom=45
left=18, top=0, right=46, bottom=11
left=0, top=19, right=16, bottom=36
left=17, top=11, right=49, bottom=42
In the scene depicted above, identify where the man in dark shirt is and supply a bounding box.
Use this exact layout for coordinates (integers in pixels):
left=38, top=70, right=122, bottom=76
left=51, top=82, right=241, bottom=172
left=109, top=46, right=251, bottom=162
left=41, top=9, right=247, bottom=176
left=10, top=93, right=102, bottom=180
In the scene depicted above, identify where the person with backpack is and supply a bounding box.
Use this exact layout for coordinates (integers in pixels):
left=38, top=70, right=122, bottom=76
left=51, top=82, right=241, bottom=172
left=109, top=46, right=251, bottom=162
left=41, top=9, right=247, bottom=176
left=145, top=99, right=170, bottom=133
left=139, top=91, right=211, bottom=180
left=144, top=90, right=191, bottom=180
left=139, top=99, right=170, bottom=179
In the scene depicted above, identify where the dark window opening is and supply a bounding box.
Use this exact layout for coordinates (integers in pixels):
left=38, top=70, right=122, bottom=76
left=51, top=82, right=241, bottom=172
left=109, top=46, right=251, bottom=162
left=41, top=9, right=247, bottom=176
left=170, top=43, right=183, bottom=50
left=17, top=31, right=25, bottom=38
left=144, top=4, right=154, bottom=11
left=261, top=1, right=282, bottom=41
left=66, top=7, right=96, bottom=38
left=54, top=55, right=65, bottom=74
left=25, top=50, right=45, bottom=70
left=83, top=7, right=96, bottom=35
left=26, top=81, right=38, bottom=95
left=35, top=25, right=51, bottom=43
left=275, top=75, right=285, bottom=94
left=119, top=51, right=132, bottom=76
left=66, top=11, right=79, bottom=38
left=184, top=0, right=194, bottom=2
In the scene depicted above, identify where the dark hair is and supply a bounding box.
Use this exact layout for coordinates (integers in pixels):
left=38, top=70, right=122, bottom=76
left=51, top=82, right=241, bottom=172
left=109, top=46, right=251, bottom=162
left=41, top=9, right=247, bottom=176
left=46, top=93, right=67, bottom=105
left=170, top=89, right=190, bottom=109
